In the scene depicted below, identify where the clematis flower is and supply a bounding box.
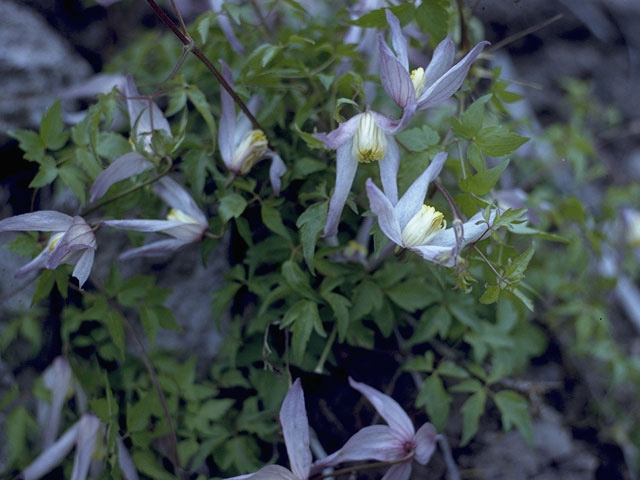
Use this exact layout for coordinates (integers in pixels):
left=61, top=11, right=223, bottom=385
left=88, top=75, right=172, bottom=203
left=366, top=152, right=494, bottom=267
left=38, top=357, right=73, bottom=449
left=313, top=108, right=414, bottom=238
left=224, top=378, right=312, bottom=480
left=210, top=0, right=246, bottom=55
left=20, top=413, right=139, bottom=480
left=313, top=378, right=438, bottom=480
left=0, top=212, right=97, bottom=287
left=379, top=10, right=489, bottom=111
left=102, top=176, right=208, bottom=260
left=219, top=61, right=286, bottom=194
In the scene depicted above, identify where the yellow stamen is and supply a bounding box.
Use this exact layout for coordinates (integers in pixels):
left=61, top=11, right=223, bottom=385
left=351, top=112, right=386, bottom=164
left=231, top=129, right=268, bottom=174
left=167, top=208, right=199, bottom=224
left=48, top=232, right=65, bottom=252
left=401, top=205, right=446, bottom=247
left=410, top=67, right=427, bottom=97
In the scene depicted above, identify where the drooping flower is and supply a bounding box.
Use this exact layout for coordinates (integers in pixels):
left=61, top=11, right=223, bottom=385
left=38, top=357, right=73, bottom=449
left=20, top=413, right=139, bottom=480
left=102, top=176, right=208, bottom=260
left=313, top=109, right=414, bottom=238
left=0, top=212, right=97, bottom=287
left=209, top=0, right=246, bottom=54
left=366, top=152, right=494, bottom=266
left=313, top=378, right=438, bottom=480
left=224, top=378, right=312, bottom=480
left=219, top=61, right=286, bottom=194
left=379, top=10, right=489, bottom=111
left=88, top=75, right=171, bottom=203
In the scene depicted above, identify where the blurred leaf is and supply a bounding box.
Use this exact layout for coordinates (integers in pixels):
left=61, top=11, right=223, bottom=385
left=476, top=126, right=528, bottom=156
left=396, top=125, right=440, bottom=151
left=417, top=374, right=451, bottom=432
left=219, top=193, right=247, bottom=222
left=461, top=390, right=486, bottom=446
left=459, top=159, right=510, bottom=195
left=40, top=100, right=67, bottom=151
left=494, top=390, right=533, bottom=445
left=187, top=87, right=217, bottom=150
left=296, top=201, right=328, bottom=274
left=416, top=0, right=449, bottom=43
left=29, top=156, right=58, bottom=188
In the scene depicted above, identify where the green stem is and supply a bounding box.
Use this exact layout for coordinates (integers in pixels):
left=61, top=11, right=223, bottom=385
left=314, top=325, right=337, bottom=374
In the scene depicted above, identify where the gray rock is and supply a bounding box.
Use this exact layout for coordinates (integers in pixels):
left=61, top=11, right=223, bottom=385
left=0, top=1, right=91, bottom=135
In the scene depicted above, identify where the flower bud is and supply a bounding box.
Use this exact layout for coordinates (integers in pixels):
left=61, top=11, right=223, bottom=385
left=401, top=205, right=446, bottom=247
left=231, top=129, right=268, bottom=174
left=351, top=112, right=387, bottom=163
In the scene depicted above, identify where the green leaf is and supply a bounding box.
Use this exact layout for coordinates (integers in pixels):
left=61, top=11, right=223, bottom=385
left=187, top=87, right=217, bottom=150
left=416, top=0, right=449, bottom=43
left=133, top=451, right=177, bottom=480
left=7, top=406, right=35, bottom=465
left=58, top=164, right=88, bottom=204
left=219, top=193, right=247, bottom=222
left=449, top=379, right=483, bottom=393
left=461, top=95, right=492, bottom=136
left=504, top=245, right=535, bottom=283
left=437, top=360, right=469, bottom=378
left=40, top=100, right=67, bottom=151
left=97, top=132, right=131, bottom=159
left=461, top=390, right=486, bottom=446
left=350, top=4, right=414, bottom=27
left=104, top=310, right=125, bottom=361
left=350, top=280, right=384, bottom=321
left=261, top=203, right=291, bottom=240
left=282, top=260, right=320, bottom=301
left=459, top=159, right=510, bottom=196
left=296, top=202, right=328, bottom=274
left=32, top=270, right=56, bottom=305
left=466, top=143, right=485, bottom=172
left=281, top=300, right=321, bottom=364
left=494, top=390, right=533, bottom=445
left=199, top=398, right=235, bottom=420
left=212, top=282, right=241, bottom=323
left=181, top=150, right=210, bottom=198
left=396, top=125, right=440, bottom=151
left=322, top=292, right=351, bottom=342
left=476, top=126, right=528, bottom=157
left=408, top=305, right=451, bottom=345
left=29, top=156, right=58, bottom=188
left=479, top=285, right=500, bottom=304
left=385, top=281, right=440, bottom=312
left=417, top=374, right=451, bottom=432
left=9, top=129, right=45, bottom=161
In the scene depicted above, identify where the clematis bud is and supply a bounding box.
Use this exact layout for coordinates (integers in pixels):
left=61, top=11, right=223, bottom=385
left=230, top=129, right=269, bottom=174
left=351, top=112, right=387, bottom=164
left=401, top=205, right=446, bottom=247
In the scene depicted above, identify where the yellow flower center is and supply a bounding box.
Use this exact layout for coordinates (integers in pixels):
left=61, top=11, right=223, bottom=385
left=167, top=208, right=199, bottom=224
left=410, top=67, right=427, bottom=97
left=401, top=205, right=446, bottom=247
left=351, top=112, right=386, bottom=164
left=231, top=129, right=268, bottom=174
left=344, top=240, right=367, bottom=257
left=48, top=232, right=65, bottom=252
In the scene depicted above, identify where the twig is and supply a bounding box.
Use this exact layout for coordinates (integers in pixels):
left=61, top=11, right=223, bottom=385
left=488, top=14, right=564, bottom=53
left=144, top=0, right=267, bottom=140
left=311, top=452, right=415, bottom=480
left=456, top=0, right=469, bottom=51
left=366, top=241, right=397, bottom=272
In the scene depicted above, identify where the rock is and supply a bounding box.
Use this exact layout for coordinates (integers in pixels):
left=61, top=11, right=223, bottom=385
left=0, top=1, right=91, bottom=136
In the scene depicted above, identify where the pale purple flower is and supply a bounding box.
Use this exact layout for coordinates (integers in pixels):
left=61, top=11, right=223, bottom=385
left=0, top=212, right=97, bottom=287
left=219, top=61, right=286, bottom=194
left=366, top=152, right=494, bottom=267
left=623, top=208, right=640, bottom=248
left=88, top=75, right=172, bottom=202
left=20, top=413, right=139, bottom=480
left=123, top=74, right=172, bottom=154
left=38, top=357, right=73, bottom=449
left=313, top=378, right=438, bottom=480
left=224, top=378, right=312, bottom=480
left=210, top=0, right=246, bottom=54
left=313, top=108, right=414, bottom=238
left=103, top=177, right=208, bottom=259
left=379, top=10, right=489, bottom=111
left=89, top=152, right=153, bottom=203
